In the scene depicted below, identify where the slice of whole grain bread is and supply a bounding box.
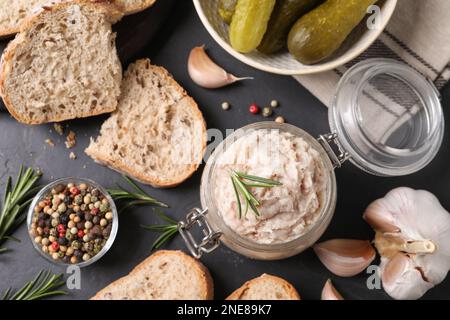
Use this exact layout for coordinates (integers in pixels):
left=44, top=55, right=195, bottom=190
left=226, top=274, right=301, bottom=300
left=0, top=0, right=157, bottom=38
left=85, top=59, right=206, bottom=188
left=0, top=0, right=123, bottom=124
left=91, top=250, right=214, bottom=300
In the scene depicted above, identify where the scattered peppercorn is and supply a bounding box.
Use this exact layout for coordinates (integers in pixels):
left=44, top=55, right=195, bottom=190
left=30, top=181, right=114, bottom=264
left=249, top=104, right=260, bottom=115
left=221, top=102, right=230, bottom=111
left=262, top=107, right=273, bottom=118
left=270, top=100, right=279, bottom=108
left=275, top=116, right=285, bottom=124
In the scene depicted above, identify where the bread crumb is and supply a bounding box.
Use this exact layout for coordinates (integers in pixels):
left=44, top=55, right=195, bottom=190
left=45, top=138, right=55, bottom=147
left=54, top=123, right=64, bottom=136
left=82, top=164, right=87, bottom=169
left=69, top=152, right=77, bottom=160
left=65, top=131, right=76, bottom=149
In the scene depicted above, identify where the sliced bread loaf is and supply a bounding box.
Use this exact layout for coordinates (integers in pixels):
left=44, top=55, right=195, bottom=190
left=0, top=0, right=123, bottom=124
left=0, top=0, right=157, bottom=37
left=91, top=250, right=214, bottom=300
left=226, top=274, right=301, bottom=300
left=85, top=59, right=206, bottom=188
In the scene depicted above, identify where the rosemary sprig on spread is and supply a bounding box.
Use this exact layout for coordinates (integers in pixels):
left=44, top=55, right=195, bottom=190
left=108, top=175, right=169, bottom=213
left=2, top=270, right=66, bottom=300
left=230, top=170, right=282, bottom=219
left=141, top=209, right=179, bottom=250
left=0, top=166, right=42, bottom=253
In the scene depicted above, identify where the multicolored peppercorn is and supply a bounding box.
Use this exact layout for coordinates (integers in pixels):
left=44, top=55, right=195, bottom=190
left=30, top=182, right=113, bottom=264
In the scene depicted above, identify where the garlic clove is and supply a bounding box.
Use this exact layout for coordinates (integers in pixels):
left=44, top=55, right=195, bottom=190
left=382, top=253, right=409, bottom=286
left=313, top=239, right=376, bottom=277
left=321, top=279, right=344, bottom=300
left=188, top=46, right=252, bottom=89
left=381, top=253, right=433, bottom=300
left=363, top=203, right=400, bottom=233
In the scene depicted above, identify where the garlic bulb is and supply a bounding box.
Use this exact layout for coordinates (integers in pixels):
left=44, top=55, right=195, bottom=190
left=313, top=239, right=376, bottom=277
left=188, top=46, right=252, bottom=89
left=321, top=279, right=344, bottom=300
left=364, top=187, right=450, bottom=300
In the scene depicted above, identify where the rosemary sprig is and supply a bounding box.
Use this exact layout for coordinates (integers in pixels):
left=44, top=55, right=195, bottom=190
left=230, top=170, right=282, bottom=219
left=0, top=166, right=42, bottom=253
left=2, top=270, right=66, bottom=300
left=108, top=175, right=169, bottom=213
left=141, top=209, right=179, bottom=251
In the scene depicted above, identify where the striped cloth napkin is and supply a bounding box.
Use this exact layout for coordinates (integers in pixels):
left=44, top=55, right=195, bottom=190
left=294, top=0, right=450, bottom=107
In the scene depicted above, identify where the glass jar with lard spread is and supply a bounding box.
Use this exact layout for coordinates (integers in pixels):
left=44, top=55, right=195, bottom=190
left=179, top=59, right=444, bottom=260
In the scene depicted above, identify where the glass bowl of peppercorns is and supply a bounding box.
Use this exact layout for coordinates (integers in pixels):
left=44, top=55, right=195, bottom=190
left=27, top=178, right=118, bottom=267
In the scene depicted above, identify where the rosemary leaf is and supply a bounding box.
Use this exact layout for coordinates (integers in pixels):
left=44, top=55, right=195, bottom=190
left=151, top=227, right=178, bottom=250
left=108, top=175, right=169, bottom=212
left=141, top=209, right=179, bottom=251
left=231, top=176, right=242, bottom=219
left=123, top=175, right=148, bottom=195
left=0, top=166, right=42, bottom=253
left=234, top=171, right=282, bottom=185
left=230, top=170, right=281, bottom=219
left=155, top=209, right=178, bottom=225
left=2, top=270, right=66, bottom=301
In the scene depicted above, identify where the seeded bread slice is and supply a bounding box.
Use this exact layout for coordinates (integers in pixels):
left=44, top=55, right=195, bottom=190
left=0, top=0, right=123, bottom=124
left=0, top=0, right=157, bottom=38
left=85, top=59, right=206, bottom=188
left=226, top=274, right=301, bottom=300
left=91, top=250, right=214, bottom=300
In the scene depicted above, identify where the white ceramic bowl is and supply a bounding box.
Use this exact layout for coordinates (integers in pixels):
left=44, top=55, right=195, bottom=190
left=193, top=0, right=398, bottom=75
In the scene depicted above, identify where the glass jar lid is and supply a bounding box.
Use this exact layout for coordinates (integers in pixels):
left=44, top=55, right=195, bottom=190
left=329, top=59, right=444, bottom=176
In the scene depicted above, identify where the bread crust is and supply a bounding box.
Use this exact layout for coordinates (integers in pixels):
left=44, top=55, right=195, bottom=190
left=0, top=0, right=123, bottom=125
left=116, top=0, right=157, bottom=15
left=91, top=250, right=214, bottom=300
left=0, top=0, right=156, bottom=37
left=85, top=60, right=207, bottom=188
left=226, top=274, right=301, bottom=300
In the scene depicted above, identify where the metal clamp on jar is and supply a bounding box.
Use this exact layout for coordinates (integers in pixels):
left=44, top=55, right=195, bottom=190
left=179, top=58, right=445, bottom=260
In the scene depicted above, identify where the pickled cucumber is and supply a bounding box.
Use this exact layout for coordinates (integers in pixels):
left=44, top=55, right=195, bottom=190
left=230, top=0, right=276, bottom=53
left=258, top=0, right=322, bottom=54
left=219, top=0, right=237, bottom=24
left=288, top=0, right=378, bottom=65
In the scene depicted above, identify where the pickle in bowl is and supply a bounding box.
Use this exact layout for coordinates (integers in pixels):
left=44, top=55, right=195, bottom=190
left=230, top=0, right=276, bottom=53
left=218, top=0, right=237, bottom=24
left=288, top=0, right=378, bottom=65
left=258, top=0, right=322, bottom=54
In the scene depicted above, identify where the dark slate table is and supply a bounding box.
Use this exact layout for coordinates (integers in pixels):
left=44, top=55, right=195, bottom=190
left=0, top=1, right=449, bottom=300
